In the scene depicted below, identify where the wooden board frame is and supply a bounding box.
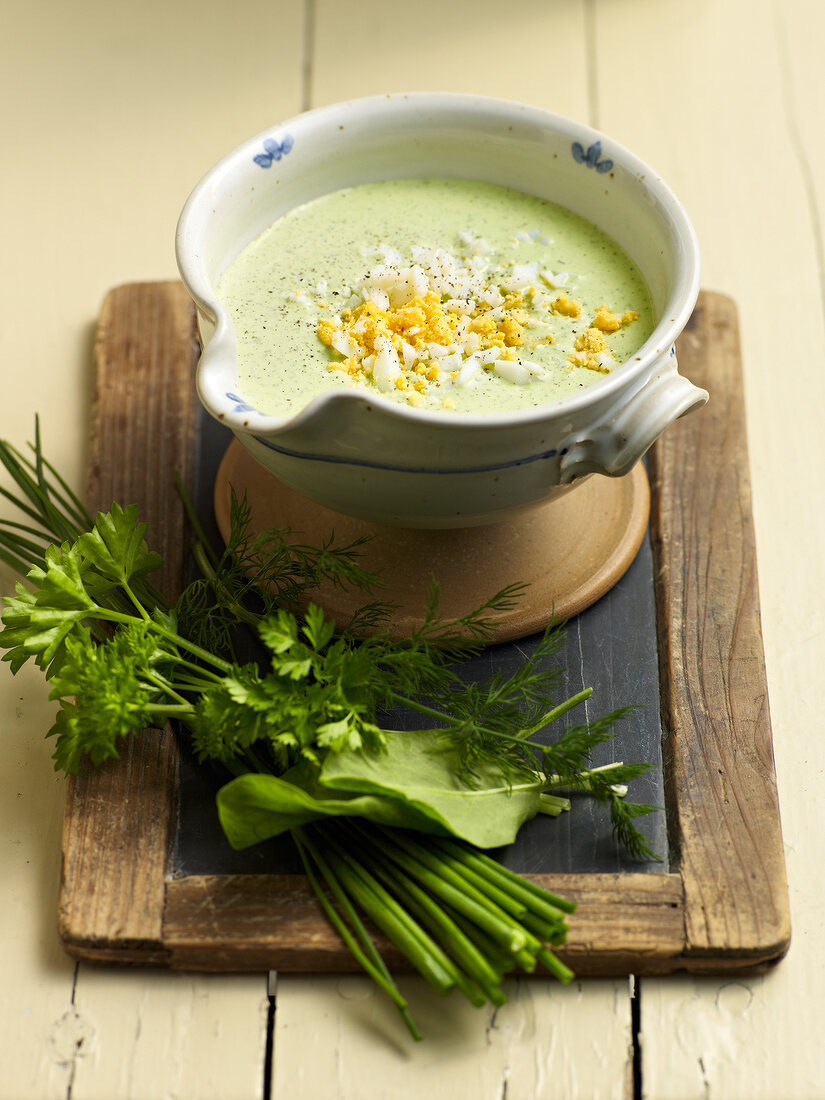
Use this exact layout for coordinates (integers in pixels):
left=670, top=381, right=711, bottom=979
left=57, top=283, right=790, bottom=975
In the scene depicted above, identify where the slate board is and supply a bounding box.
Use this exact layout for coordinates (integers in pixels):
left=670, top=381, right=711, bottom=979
left=57, top=283, right=789, bottom=976
left=174, top=406, right=666, bottom=879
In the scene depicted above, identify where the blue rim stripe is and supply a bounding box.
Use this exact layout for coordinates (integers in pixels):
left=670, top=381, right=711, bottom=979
left=252, top=434, right=566, bottom=474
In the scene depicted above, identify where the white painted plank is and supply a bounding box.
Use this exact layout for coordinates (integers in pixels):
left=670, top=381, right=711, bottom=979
left=284, top=6, right=638, bottom=1094
left=274, top=974, right=632, bottom=1100
left=592, top=0, right=825, bottom=1096
left=68, top=971, right=270, bottom=1100
left=0, top=662, right=77, bottom=1100
left=311, top=0, right=591, bottom=123
left=0, top=2, right=304, bottom=1096
left=640, top=970, right=825, bottom=1100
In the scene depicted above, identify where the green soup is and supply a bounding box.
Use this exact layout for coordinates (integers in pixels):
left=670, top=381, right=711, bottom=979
left=218, top=178, right=655, bottom=416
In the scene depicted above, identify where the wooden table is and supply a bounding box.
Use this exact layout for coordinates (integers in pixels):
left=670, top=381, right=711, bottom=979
left=2, top=1, right=823, bottom=1096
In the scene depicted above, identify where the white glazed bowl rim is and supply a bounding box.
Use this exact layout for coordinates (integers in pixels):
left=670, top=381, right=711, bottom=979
left=176, top=92, right=701, bottom=436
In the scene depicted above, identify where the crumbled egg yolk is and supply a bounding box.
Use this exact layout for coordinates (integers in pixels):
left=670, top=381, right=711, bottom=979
left=591, top=304, right=640, bottom=334
left=567, top=306, right=641, bottom=372
left=552, top=293, right=582, bottom=318
left=570, top=327, right=613, bottom=373
left=310, top=240, right=640, bottom=405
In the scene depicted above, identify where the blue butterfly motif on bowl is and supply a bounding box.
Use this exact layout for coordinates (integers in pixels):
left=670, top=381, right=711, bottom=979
left=225, top=392, right=259, bottom=414
left=253, top=134, right=295, bottom=169
left=571, top=140, right=613, bottom=174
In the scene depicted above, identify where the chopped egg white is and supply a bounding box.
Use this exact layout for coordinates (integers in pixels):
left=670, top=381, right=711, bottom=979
left=310, top=231, right=639, bottom=407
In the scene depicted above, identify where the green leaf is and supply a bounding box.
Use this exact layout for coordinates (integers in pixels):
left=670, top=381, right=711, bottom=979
left=0, top=592, right=83, bottom=673
left=258, top=610, right=300, bottom=655
left=151, top=605, right=179, bottom=634
left=315, top=714, right=382, bottom=753
left=76, top=503, right=162, bottom=588
left=44, top=624, right=159, bottom=771
left=48, top=701, right=89, bottom=774
left=216, top=727, right=545, bottom=850
left=32, top=541, right=95, bottom=611
left=317, top=729, right=544, bottom=847
left=302, top=603, right=335, bottom=652
left=275, top=651, right=314, bottom=680
left=217, top=771, right=436, bottom=849
left=188, top=680, right=268, bottom=764
left=0, top=541, right=97, bottom=672
left=46, top=624, right=157, bottom=773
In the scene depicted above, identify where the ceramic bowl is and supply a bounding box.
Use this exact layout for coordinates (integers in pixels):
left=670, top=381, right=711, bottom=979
left=176, top=93, right=706, bottom=528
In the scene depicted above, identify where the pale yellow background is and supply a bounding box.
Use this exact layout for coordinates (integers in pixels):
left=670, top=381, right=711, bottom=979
left=1, top=1, right=823, bottom=1096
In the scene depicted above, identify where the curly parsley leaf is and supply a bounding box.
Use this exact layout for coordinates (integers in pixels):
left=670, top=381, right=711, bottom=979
left=76, top=503, right=162, bottom=592
left=0, top=542, right=95, bottom=673
left=45, top=624, right=158, bottom=770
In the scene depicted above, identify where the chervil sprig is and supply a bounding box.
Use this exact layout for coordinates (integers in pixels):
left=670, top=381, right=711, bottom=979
left=1, top=421, right=661, bottom=1041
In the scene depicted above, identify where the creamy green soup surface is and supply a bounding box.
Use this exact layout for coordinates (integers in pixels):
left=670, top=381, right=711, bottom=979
left=218, top=178, right=655, bottom=416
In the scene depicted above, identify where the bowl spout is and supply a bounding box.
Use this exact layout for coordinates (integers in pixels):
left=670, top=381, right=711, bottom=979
left=177, top=94, right=704, bottom=527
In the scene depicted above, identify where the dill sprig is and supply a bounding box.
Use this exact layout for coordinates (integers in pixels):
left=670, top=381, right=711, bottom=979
left=0, top=421, right=661, bottom=1040
left=176, top=486, right=389, bottom=658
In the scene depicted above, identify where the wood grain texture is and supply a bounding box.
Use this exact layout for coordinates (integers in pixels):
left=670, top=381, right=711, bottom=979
left=85, top=281, right=201, bottom=595
left=648, top=292, right=790, bottom=962
left=59, top=283, right=199, bottom=961
left=161, top=871, right=683, bottom=975
left=2, top=1, right=821, bottom=1095
left=590, top=3, right=818, bottom=1096
left=58, top=283, right=788, bottom=978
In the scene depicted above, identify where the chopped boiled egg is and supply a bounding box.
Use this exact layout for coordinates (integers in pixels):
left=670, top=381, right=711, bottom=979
left=310, top=235, right=639, bottom=404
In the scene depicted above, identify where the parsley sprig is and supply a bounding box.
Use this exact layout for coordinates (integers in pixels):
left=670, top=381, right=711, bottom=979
left=0, top=421, right=661, bottom=1040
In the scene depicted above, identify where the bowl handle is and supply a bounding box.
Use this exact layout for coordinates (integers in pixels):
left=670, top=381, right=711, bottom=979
left=558, top=349, right=709, bottom=482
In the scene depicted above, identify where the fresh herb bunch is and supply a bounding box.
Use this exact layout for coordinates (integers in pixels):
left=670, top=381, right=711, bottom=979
left=0, top=421, right=659, bottom=1039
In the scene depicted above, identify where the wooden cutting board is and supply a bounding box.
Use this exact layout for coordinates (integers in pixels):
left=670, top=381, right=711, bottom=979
left=57, top=283, right=789, bottom=976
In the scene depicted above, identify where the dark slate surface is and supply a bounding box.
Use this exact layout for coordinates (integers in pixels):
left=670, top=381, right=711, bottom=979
left=172, top=412, right=667, bottom=878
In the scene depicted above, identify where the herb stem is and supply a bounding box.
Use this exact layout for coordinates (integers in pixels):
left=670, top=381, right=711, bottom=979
left=144, top=703, right=195, bottom=718
left=546, top=760, right=629, bottom=793
left=118, top=580, right=151, bottom=622
left=371, top=860, right=498, bottom=1004
left=371, top=829, right=528, bottom=956
left=387, top=693, right=454, bottom=726
left=387, top=690, right=580, bottom=758
left=144, top=619, right=234, bottom=674
left=521, top=688, right=592, bottom=735
left=537, top=946, right=575, bottom=984
left=90, top=605, right=234, bottom=674
left=175, top=473, right=221, bottom=573
left=320, top=835, right=457, bottom=997
left=429, top=850, right=528, bottom=920
left=538, top=793, right=571, bottom=816
left=430, top=837, right=577, bottom=917
left=293, top=829, right=422, bottom=1040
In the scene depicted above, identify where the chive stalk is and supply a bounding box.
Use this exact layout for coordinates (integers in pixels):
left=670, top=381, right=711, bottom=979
left=320, top=834, right=457, bottom=997
left=345, top=824, right=502, bottom=1006
left=433, top=836, right=578, bottom=915
left=293, top=831, right=422, bottom=1040
left=369, top=830, right=528, bottom=955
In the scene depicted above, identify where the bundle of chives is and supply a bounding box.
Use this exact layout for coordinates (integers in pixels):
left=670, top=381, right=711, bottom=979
left=296, top=819, right=576, bottom=1040
left=0, top=422, right=583, bottom=1043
